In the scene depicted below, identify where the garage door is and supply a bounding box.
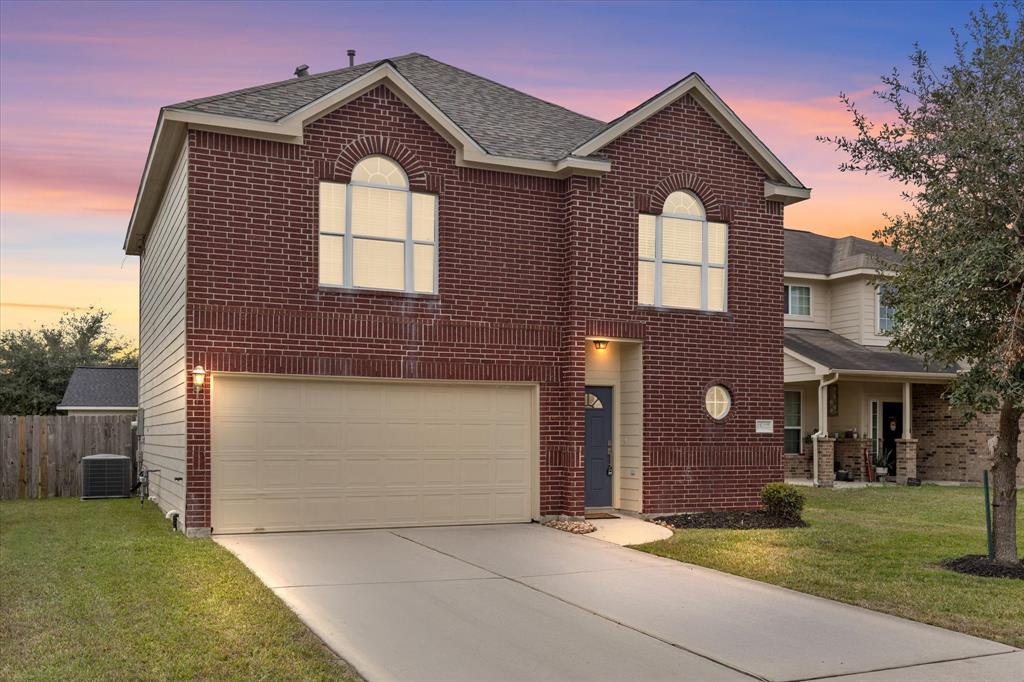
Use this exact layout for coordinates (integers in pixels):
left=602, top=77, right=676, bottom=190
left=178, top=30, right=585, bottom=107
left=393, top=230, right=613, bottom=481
left=211, top=376, right=535, bottom=533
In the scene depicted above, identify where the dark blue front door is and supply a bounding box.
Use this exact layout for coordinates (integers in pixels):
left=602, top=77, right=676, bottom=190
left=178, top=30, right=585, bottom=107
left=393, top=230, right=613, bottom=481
left=584, top=387, right=613, bottom=507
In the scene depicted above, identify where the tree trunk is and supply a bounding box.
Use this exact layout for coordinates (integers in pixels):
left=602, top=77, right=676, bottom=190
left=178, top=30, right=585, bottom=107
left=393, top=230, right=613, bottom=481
left=991, top=400, right=1021, bottom=564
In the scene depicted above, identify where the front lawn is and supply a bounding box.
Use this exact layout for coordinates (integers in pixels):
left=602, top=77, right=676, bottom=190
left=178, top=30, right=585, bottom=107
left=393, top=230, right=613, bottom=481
left=0, top=498, right=358, bottom=681
left=637, top=485, right=1024, bottom=647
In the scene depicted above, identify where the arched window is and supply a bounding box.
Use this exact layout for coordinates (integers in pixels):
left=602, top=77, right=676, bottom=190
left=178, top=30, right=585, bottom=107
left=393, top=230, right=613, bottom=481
left=319, top=155, right=437, bottom=293
left=637, top=190, right=727, bottom=311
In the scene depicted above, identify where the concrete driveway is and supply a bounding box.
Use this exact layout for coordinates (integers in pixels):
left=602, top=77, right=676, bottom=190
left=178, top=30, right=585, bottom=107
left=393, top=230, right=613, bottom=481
left=216, top=524, right=1020, bottom=682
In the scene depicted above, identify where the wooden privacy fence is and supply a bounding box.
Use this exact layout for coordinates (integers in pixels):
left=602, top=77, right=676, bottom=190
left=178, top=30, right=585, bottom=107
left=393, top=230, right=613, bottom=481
left=0, top=415, right=135, bottom=500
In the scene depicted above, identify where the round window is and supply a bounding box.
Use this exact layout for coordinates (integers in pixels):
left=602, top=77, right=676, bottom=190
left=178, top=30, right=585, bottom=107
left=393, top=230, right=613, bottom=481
left=704, top=385, right=731, bottom=420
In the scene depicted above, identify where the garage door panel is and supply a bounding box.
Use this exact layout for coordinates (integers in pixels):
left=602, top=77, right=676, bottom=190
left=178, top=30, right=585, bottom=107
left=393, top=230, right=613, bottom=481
left=302, top=382, right=344, bottom=413
left=383, top=457, right=422, bottom=486
left=215, top=456, right=259, bottom=492
left=213, top=420, right=258, bottom=451
left=305, top=421, right=344, bottom=451
left=212, top=377, right=534, bottom=533
left=261, top=382, right=304, bottom=416
left=495, top=457, right=529, bottom=484
left=263, top=421, right=305, bottom=450
left=302, top=458, right=345, bottom=488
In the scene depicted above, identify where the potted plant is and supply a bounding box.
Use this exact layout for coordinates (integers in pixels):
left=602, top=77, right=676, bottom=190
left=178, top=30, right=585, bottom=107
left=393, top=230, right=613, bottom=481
left=874, top=450, right=889, bottom=478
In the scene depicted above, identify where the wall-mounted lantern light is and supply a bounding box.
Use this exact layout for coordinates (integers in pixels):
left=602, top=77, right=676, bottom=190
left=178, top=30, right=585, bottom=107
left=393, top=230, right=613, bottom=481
left=592, top=339, right=609, bottom=350
left=192, top=365, right=206, bottom=392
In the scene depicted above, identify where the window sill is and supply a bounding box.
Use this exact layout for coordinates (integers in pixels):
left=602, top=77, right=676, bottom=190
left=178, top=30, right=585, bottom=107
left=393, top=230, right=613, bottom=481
left=319, top=285, right=440, bottom=301
left=637, top=304, right=732, bottom=319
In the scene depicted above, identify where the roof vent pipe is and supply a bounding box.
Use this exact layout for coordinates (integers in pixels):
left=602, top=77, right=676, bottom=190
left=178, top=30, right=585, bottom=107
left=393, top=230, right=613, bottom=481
left=294, top=64, right=309, bottom=78
left=347, top=49, right=356, bottom=67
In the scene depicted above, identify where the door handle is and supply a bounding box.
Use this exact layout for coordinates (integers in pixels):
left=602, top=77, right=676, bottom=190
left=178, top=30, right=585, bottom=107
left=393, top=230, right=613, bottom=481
left=606, top=464, right=613, bottom=477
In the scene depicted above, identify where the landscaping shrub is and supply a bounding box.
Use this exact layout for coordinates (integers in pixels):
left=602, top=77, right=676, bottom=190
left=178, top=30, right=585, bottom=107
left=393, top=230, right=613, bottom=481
left=761, top=483, right=805, bottom=521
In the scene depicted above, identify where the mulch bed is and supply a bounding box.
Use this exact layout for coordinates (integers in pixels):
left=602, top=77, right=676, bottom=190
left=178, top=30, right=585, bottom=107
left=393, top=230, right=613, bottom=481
left=941, top=555, right=1024, bottom=580
left=656, top=509, right=806, bottom=530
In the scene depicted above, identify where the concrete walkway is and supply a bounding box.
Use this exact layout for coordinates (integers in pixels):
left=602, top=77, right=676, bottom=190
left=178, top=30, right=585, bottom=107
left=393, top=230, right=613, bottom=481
left=587, top=515, right=673, bottom=545
left=216, top=524, right=1019, bottom=682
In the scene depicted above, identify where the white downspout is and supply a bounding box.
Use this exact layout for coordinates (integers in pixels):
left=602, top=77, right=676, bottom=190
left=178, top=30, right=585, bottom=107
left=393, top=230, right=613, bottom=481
left=812, top=372, right=839, bottom=486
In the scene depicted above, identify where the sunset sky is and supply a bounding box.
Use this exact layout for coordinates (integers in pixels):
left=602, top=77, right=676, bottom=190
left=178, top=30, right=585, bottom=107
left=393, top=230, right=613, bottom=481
left=1, top=0, right=974, bottom=340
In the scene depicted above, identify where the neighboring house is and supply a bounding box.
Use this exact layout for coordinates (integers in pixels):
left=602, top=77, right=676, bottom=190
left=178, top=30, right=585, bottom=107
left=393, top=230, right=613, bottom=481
left=783, top=229, right=1024, bottom=486
left=56, top=366, right=138, bottom=416
left=125, top=53, right=810, bottom=536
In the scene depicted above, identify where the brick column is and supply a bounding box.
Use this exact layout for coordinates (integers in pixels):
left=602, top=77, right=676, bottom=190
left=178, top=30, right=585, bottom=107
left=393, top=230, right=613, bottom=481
left=896, top=438, right=918, bottom=484
left=816, top=437, right=835, bottom=488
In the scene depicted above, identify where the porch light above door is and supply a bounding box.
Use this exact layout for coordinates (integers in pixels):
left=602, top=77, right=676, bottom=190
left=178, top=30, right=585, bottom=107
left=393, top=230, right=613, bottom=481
left=592, top=339, right=609, bottom=350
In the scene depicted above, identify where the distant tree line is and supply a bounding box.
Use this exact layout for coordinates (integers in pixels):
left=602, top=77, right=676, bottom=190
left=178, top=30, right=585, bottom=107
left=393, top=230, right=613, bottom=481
left=0, top=308, right=137, bottom=415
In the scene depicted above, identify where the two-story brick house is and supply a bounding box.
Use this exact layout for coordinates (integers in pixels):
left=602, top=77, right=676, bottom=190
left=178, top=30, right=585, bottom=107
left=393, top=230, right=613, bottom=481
left=126, top=53, right=810, bottom=535
left=782, top=229, right=1024, bottom=486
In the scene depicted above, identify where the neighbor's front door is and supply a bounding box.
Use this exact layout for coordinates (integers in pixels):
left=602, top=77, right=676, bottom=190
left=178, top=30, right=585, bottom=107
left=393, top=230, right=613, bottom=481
left=584, top=387, right=613, bottom=507
left=881, top=401, right=903, bottom=476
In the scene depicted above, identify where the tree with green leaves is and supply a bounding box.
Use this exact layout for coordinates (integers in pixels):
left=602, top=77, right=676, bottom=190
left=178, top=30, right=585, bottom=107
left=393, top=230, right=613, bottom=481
left=0, top=308, right=137, bottom=415
left=822, top=1, right=1023, bottom=564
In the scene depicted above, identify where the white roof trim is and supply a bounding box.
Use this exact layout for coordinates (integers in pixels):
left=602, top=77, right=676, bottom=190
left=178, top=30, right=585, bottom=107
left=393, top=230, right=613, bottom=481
left=572, top=73, right=809, bottom=197
left=784, top=268, right=898, bottom=281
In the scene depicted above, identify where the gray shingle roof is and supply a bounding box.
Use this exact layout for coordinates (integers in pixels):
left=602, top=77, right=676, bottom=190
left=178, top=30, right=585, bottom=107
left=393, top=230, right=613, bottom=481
left=784, top=329, right=954, bottom=375
left=168, top=53, right=606, bottom=161
left=57, top=367, right=138, bottom=409
left=785, top=229, right=900, bottom=275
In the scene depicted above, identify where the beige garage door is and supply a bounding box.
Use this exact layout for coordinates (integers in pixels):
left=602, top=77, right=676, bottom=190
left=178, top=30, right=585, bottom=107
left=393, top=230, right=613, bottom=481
left=211, top=376, right=535, bottom=533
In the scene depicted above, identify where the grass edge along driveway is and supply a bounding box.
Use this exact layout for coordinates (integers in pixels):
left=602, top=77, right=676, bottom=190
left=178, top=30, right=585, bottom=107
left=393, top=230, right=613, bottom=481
left=0, top=498, right=359, bottom=681
left=636, top=485, right=1024, bottom=648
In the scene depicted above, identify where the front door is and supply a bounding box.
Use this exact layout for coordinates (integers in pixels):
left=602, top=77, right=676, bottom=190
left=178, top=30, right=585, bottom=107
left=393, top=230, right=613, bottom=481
left=881, top=401, right=902, bottom=476
left=584, top=387, right=613, bottom=507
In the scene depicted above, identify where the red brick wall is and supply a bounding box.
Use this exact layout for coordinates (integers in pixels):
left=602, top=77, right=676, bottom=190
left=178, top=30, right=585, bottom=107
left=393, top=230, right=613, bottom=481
left=182, top=84, right=784, bottom=530
left=913, top=383, right=1024, bottom=484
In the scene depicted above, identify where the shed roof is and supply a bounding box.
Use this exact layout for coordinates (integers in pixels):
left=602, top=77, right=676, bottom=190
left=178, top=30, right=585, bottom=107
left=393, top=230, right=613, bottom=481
left=57, top=367, right=138, bottom=409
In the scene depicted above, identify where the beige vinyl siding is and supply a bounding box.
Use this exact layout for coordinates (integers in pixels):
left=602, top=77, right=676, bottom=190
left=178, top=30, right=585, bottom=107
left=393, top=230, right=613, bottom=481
left=862, top=283, right=890, bottom=347
left=138, top=141, right=188, bottom=516
left=618, top=343, right=643, bottom=513
left=829, top=277, right=868, bottom=344
left=784, top=353, right=819, bottom=383
left=783, top=278, right=829, bottom=329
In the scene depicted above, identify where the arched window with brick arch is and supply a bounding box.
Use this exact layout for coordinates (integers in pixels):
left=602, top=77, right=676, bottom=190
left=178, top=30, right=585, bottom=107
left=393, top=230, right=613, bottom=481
left=319, top=155, right=438, bottom=293
left=637, top=190, right=727, bottom=311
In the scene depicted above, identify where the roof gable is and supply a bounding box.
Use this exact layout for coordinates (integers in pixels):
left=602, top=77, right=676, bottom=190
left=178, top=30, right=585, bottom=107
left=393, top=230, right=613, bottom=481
left=572, top=73, right=809, bottom=202
left=127, top=54, right=810, bottom=254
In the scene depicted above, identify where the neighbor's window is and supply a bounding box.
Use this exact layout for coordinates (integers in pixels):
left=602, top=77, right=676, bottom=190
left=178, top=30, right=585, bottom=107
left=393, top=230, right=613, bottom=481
left=319, top=155, right=437, bottom=293
left=638, top=191, right=727, bottom=311
left=784, top=284, right=811, bottom=316
left=704, top=384, right=732, bottom=420
left=784, top=390, right=802, bottom=454
left=877, top=284, right=895, bottom=333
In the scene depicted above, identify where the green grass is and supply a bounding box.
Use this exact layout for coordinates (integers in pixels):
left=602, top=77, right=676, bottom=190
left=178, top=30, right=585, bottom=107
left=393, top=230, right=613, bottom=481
left=636, top=485, right=1024, bottom=647
left=0, top=498, right=358, bottom=681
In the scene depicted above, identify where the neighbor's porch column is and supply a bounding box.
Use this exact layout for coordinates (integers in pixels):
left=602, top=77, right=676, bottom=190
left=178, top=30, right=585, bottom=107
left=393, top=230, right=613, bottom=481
left=818, top=380, right=830, bottom=438
left=897, top=382, right=918, bottom=484
left=902, top=381, right=912, bottom=439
